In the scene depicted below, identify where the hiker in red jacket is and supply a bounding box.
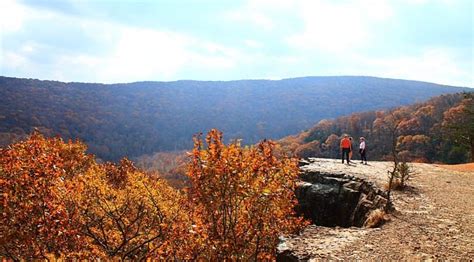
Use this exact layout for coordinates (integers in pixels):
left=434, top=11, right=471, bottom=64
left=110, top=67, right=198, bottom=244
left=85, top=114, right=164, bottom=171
left=340, top=135, right=352, bottom=164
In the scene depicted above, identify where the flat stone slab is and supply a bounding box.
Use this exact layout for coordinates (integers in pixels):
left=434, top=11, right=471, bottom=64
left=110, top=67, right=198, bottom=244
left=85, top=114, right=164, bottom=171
left=302, top=158, right=394, bottom=188
left=278, top=225, right=376, bottom=261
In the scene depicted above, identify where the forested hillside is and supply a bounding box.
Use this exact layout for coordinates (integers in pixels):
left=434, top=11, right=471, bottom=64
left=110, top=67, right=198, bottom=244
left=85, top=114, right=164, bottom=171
left=0, top=76, right=468, bottom=160
left=279, top=93, right=474, bottom=163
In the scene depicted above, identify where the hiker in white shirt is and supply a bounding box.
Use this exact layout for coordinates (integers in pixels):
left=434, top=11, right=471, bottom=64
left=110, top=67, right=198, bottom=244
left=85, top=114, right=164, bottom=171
left=359, top=137, right=367, bottom=165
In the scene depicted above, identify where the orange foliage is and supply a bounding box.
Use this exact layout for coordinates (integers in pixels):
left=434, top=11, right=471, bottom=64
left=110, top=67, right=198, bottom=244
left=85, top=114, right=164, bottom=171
left=0, top=132, right=93, bottom=259
left=414, top=105, right=434, bottom=117
left=69, top=160, right=187, bottom=260
left=135, top=151, right=189, bottom=189
left=186, top=129, right=307, bottom=260
left=0, top=133, right=187, bottom=260
left=1, top=129, right=307, bottom=260
left=277, top=93, right=470, bottom=163
left=278, top=133, right=307, bottom=155
left=323, top=134, right=339, bottom=150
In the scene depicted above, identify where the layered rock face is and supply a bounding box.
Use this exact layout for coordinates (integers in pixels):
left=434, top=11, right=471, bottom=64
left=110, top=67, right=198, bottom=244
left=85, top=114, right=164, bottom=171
left=296, top=159, right=388, bottom=227
left=276, top=159, right=390, bottom=261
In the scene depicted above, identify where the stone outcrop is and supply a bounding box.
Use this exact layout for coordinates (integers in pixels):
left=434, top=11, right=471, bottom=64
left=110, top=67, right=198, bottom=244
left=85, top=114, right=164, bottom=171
left=277, top=158, right=474, bottom=261
left=295, top=169, right=388, bottom=227
left=277, top=159, right=390, bottom=261
left=277, top=159, right=387, bottom=261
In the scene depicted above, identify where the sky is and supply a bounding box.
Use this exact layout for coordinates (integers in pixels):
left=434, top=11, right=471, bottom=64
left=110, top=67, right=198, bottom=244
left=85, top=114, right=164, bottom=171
left=0, top=0, right=472, bottom=86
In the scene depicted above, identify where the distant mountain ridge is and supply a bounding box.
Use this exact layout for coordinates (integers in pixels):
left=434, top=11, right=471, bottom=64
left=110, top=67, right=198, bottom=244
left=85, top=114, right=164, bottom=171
left=0, top=75, right=469, bottom=160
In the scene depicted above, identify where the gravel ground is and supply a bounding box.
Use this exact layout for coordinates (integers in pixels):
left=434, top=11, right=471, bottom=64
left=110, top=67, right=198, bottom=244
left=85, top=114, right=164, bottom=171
left=286, top=158, right=474, bottom=260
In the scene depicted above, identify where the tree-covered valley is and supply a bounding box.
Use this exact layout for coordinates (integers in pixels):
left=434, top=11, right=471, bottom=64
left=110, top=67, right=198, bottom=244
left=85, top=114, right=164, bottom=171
left=0, top=76, right=469, bottom=161
left=135, top=92, right=473, bottom=188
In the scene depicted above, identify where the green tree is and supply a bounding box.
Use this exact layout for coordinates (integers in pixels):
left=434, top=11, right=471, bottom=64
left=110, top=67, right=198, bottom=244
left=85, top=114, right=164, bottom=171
left=442, top=93, right=474, bottom=162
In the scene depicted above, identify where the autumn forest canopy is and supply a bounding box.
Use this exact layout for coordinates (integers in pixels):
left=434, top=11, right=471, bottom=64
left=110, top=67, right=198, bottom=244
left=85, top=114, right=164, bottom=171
left=0, top=76, right=469, bottom=161
left=280, top=92, right=474, bottom=164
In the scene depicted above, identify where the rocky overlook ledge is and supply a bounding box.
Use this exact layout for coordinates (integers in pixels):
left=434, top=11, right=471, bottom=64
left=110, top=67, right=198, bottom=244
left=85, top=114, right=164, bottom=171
left=295, top=162, right=388, bottom=227
left=277, top=158, right=474, bottom=260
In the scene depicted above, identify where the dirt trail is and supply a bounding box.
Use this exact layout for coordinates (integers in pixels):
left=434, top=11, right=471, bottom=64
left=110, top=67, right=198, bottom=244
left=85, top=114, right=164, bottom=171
left=291, top=158, right=474, bottom=260
left=436, top=162, right=474, bottom=172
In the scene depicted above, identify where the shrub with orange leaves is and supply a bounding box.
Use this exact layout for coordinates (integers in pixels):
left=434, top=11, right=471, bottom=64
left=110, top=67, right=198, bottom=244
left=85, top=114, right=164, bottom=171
left=186, top=129, right=307, bottom=260
left=0, top=132, right=189, bottom=260
left=0, top=132, right=93, bottom=260
left=69, top=159, right=188, bottom=260
left=1, top=129, right=307, bottom=260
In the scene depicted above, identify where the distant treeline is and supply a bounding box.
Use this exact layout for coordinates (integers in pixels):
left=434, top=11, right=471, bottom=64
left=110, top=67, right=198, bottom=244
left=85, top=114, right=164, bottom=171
left=279, top=93, right=474, bottom=163
left=0, top=76, right=468, bottom=161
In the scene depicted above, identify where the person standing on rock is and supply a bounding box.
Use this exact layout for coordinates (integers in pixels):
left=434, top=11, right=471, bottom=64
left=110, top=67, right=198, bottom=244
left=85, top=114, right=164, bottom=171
left=349, top=137, right=354, bottom=161
left=340, top=135, right=351, bottom=164
left=359, top=137, right=367, bottom=165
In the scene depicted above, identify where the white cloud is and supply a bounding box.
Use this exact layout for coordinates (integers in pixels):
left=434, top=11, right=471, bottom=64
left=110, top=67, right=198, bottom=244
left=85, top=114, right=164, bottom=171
left=286, top=0, right=394, bottom=52
left=49, top=26, right=247, bottom=83
left=0, top=0, right=27, bottom=33
left=0, top=0, right=60, bottom=33
left=97, top=27, right=249, bottom=82
left=3, top=51, right=29, bottom=68
left=276, top=55, right=303, bottom=65
left=102, top=28, right=191, bottom=81
left=0, top=0, right=252, bottom=83
left=244, top=39, right=263, bottom=48
left=223, top=0, right=296, bottom=31
left=401, top=0, right=459, bottom=5
left=224, top=0, right=395, bottom=53
left=20, top=44, right=35, bottom=53
left=225, top=9, right=275, bottom=30
left=1, top=0, right=471, bottom=87
left=346, top=48, right=472, bottom=86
